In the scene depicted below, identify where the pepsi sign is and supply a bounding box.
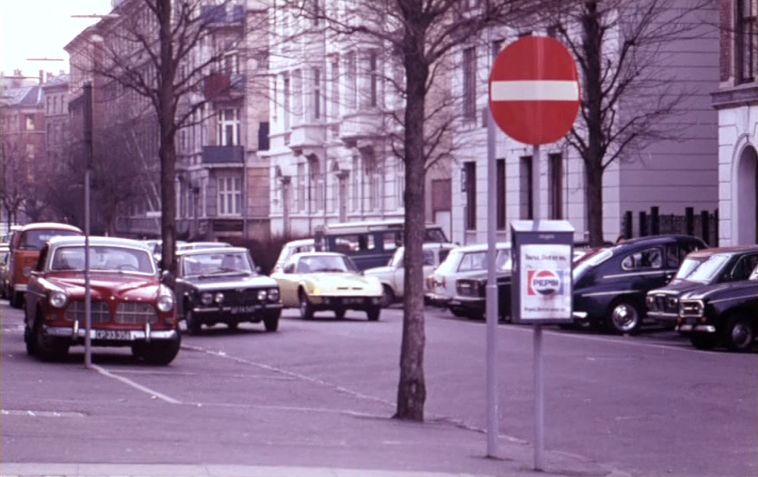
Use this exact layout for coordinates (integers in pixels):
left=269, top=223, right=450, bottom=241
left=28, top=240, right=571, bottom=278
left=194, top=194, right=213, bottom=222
left=528, top=270, right=562, bottom=296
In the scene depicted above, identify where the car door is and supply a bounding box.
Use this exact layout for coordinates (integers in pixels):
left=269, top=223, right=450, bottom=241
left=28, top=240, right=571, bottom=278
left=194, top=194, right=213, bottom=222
left=273, top=260, right=299, bottom=306
left=725, top=253, right=758, bottom=282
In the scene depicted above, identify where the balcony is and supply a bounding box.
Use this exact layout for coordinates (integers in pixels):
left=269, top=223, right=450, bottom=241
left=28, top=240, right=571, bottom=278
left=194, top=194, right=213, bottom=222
left=202, top=145, right=244, bottom=164
left=204, top=72, right=245, bottom=101
left=200, top=4, right=244, bottom=28
left=339, top=111, right=384, bottom=146
left=288, top=122, right=326, bottom=154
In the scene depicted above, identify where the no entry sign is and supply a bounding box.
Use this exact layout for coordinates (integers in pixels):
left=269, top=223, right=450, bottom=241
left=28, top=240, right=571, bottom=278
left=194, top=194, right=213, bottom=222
left=488, top=36, right=580, bottom=145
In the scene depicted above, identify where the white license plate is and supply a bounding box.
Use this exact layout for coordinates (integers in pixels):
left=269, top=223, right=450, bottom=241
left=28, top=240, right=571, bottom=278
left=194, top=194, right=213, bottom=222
left=342, top=298, right=364, bottom=305
left=94, top=330, right=132, bottom=341
left=230, top=305, right=258, bottom=315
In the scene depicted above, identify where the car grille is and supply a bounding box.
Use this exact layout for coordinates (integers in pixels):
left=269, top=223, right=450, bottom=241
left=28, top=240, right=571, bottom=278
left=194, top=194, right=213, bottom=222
left=115, top=302, right=158, bottom=324
left=221, top=289, right=262, bottom=307
left=680, top=300, right=704, bottom=318
left=65, top=301, right=110, bottom=324
left=649, top=294, right=679, bottom=314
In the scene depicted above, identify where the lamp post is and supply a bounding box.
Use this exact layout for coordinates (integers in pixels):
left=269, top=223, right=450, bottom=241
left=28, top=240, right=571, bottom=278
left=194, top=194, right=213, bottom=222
left=83, top=81, right=94, bottom=368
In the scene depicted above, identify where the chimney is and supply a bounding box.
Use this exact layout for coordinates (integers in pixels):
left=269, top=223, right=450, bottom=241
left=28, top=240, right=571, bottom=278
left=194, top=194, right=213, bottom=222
left=39, top=69, right=44, bottom=85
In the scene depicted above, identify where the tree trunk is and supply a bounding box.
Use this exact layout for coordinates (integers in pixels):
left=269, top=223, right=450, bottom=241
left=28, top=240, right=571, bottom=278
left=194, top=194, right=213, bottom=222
left=582, top=1, right=605, bottom=247
left=395, top=12, right=428, bottom=421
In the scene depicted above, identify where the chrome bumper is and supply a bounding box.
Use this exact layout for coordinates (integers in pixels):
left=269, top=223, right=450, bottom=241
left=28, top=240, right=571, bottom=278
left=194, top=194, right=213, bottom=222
left=647, top=311, right=678, bottom=323
left=677, top=324, right=717, bottom=333
left=193, top=303, right=283, bottom=314
left=572, top=311, right=588, bottom=320
left=44, top=325, right=178, bottom=341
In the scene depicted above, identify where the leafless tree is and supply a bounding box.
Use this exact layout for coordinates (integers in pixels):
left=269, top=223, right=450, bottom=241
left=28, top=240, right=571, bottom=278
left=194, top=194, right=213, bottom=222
left=283, top=0, right=553, bottom=421
left=0, top=141, right=32, bottom=228
left=553, top=0, right=713, bottom=246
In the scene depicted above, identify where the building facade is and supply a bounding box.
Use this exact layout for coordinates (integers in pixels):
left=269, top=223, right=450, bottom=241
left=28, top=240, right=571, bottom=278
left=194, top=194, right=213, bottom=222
left=713, top=0, right=758, bottom=245
left=450, top=2, right=720, bottom=245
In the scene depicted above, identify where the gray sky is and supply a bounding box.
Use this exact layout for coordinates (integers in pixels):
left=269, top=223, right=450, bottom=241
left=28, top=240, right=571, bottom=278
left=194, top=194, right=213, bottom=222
left=1, top=0, right=113, bottom=78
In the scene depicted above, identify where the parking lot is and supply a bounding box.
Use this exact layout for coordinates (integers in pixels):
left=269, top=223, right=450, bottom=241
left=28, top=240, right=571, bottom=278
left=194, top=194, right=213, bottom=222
left=2, top=299, right=756, bottom=477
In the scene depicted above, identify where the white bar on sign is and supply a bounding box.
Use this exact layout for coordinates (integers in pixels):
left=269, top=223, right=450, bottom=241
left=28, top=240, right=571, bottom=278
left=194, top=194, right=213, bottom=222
left=491, top=80, right=579, bottom=101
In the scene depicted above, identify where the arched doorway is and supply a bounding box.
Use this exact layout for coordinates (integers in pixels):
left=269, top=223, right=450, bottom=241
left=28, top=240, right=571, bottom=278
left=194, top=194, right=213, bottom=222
left=736, top=145, right=758, bottom=244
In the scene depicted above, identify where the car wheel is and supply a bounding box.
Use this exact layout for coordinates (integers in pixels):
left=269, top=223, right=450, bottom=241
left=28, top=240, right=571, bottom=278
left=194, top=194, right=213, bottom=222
left=449, top=307, right=468, bottom=318
left=334, top=308, right=346, bottom=320
left=689, top=333, right=718, bottom=351
left=227, top=321, right=239, bottom=331
left=264, top=311, right=280, bottom=332
left=366, top=306, right=381, bottom=321
left=299, top=290, right=314, bottom=320
left=33, top=317, right=68, bottom=361
left=185, top=309, right=202, bottom=335
left=134, top=333, right=181, bottom=366
left=724, top=314, right=754, bottom=352
left=380, top=285, right=395, bottom=308
left=607, top=300, right=642, bottom=335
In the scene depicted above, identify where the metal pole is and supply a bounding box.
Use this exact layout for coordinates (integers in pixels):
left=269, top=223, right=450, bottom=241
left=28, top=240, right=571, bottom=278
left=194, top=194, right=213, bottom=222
left=485, top=107, right=499, bottom=457
left=83, top=82, right=93, bottom=369
left=532, top=143, right=544, bottom=470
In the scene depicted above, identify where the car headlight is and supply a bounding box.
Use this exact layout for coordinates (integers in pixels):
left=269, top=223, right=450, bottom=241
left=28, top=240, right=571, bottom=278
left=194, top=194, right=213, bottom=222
left=311, top=286, right=321, bottom=295
left=49, top=290, right=67, bottom=308
left=201, top=292, right=213, bottom=305
left=214, top=292, right=224, bottom=303
left=23, top=266, right=32, bottom=277
left=257, top=289, right=267, bottom=301
left=157, top=294, right=174, bottom=312
left=268, top=288, right=280, bottom=301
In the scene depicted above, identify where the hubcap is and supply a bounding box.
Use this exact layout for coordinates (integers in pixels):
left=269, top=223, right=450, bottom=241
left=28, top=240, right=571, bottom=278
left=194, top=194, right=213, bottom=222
left=612, top=304, right=638, bottom=332
left=731, top=322, right=752, bottom=348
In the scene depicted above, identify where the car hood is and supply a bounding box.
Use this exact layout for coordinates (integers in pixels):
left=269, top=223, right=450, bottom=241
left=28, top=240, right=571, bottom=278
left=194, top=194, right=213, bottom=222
left=46, top=273, right=160, bottom=301
left=302, top=273, right=382, bottom=292
left=682, top=280, right=758, bottom=300
left=648, top=280, right=707, bottom=297
left=182, top=274, right=277, bottom=291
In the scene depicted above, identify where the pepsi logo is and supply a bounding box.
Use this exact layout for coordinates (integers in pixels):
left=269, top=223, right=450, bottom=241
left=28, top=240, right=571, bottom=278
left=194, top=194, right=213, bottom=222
left=530, top=270, right=561, bottom=296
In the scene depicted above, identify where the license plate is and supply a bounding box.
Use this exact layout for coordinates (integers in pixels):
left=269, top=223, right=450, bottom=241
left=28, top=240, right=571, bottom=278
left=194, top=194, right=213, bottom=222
left=342, top=297, right=364, bottom=305
left=230, top=305, right=258, bottom=315
left=94, top=329, right=132, bottom=341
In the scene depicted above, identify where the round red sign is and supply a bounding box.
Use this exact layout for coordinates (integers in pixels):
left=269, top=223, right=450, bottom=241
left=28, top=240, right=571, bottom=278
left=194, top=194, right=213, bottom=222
left=488, top=36, right=580, bottom=145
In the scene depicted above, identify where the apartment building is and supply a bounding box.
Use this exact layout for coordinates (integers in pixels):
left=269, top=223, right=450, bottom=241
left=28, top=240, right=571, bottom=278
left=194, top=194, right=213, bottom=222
left=41, top=73, right=70, bottom=173
left=712, top=0, right=758, bottom=245
left=264, top=1, right=453, bottom=239
left=450, top=1, right=720, bottom=245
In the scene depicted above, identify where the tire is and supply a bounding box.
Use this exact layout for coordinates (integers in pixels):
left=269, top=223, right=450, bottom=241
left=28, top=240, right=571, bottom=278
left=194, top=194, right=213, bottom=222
left=299, top=290, right=314, bottom=320
left=33, top=318, right=68, bottom=361
left=24, top=322, right=37, bottom=356
left=724, top=314, right=755, bottom=352
left=380, top=285, right=395, bottom=308
left=607, top=299, right=642, bottom=335
left=334, top=308, right=346, bottom=320
left=689, top=333, right=718, bottom=351
left=449, top=307, right=468, bottom=318
left=227, top=321, right=239, bottom=331
left=264, top=311, right=280, bottom=332
left=366, top=306, right=381, bottom=321
left=185, top=309, right=202, bottom=335
left=10, top=290, right=23, bottom=309
left=133, top=333, right=181, bottom=365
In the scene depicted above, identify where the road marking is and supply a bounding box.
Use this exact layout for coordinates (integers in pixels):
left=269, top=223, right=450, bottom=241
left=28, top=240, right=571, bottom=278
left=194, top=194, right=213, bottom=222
left=91, top=364, right=182, bottom=404
left=182, top=344, right=394, bottom=408
left=2, top=409, right=86, bottom=418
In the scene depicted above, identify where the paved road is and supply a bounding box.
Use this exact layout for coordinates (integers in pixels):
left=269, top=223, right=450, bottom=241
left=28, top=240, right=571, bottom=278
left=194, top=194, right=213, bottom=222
left=2, top=300, right=756, bottom=476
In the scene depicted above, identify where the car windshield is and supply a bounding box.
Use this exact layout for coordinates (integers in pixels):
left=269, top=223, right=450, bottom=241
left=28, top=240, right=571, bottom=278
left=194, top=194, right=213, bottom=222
left=684, top=254, right=731, bottom=284
left=181, top=251, right=254, bottom=276
left=21, top=229, right=80, bottom=251
left=457, top=249, right=511, bottom=273
left=674, top=257, right=707, bottom=280
left=50, top=246, right=155, bottom=274
left=297, top=255, right=356, bottom=273
left=572, top=248, right=612, bottom=281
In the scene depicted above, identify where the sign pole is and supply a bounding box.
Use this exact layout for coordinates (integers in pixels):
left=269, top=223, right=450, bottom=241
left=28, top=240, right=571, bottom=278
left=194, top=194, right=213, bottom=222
left=485, top=107, right=499, bottom=457
left=532, top=144, right=545, bottom=470
left=83, top=82, right=93, bottom=369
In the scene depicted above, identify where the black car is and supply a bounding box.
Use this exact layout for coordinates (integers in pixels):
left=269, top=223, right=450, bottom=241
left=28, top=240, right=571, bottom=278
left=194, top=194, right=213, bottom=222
left=174, top=247, right=282, bottom=334
left=450, top=273, right=511, bottom=321
left=677, top=266, right=758, bottom=352
left=646, top=246, right=758, bottom=326
left=572, top=235, right=707, bottom=334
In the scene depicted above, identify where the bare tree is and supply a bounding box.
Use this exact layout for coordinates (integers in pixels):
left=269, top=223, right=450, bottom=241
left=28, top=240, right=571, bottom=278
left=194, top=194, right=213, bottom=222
left=79, top=0, right=254, bottom=274
left=554, top=0, right=713, bottom=246
left=284, top=0, right=551, bottom=421
left=0, top=141, right=32, bottom=228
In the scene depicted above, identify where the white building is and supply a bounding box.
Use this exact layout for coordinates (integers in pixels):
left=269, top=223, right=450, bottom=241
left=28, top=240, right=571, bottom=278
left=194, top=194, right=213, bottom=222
left=450, top=2, right=720, bottom=245
left=264, top=1, right=452, bottom=239
left=712, top=0, right=758, bottom=245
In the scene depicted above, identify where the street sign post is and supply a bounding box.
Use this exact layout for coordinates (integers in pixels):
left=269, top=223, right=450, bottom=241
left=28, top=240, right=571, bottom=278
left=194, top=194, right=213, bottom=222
left=486, top=35, right=580, bottom=470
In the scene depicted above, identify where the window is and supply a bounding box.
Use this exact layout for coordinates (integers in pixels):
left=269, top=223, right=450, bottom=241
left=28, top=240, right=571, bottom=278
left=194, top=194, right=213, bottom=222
left=520, top=156, right=533, bottom=219
left=729, top=254, right=758, bottom=280
left=737, top=0, right=756, bottom=82
left=396, top=159, right=405, bottom=208
left=621, top=247, right=663, bottom=271
left=312, top=67, right=321, bottom=119
left=463, top=47, right=476, bottom=120
left=364, top=151, right=381, bottom=211
left=347, top=51, right=357, bottom=110
left=292, top=69, right=303, bottom=122
left=330, top=57, right=340, bottom=119
left=369, top=51, right=378, bottom=107
left=491, top=39, right=504, bottom=61
left=217, top=176, right=241, bottom=216
left=223, top=52, right=239, bottom=74
left=496, top=158, right=506, bottom=230
left=217, top=108, right=240, bottom=146
left=464, top=161, right=476, bottom=230
left=351, top=155, right=360, bottom=211
left=297, top=162, right=306, bottom=211
left=283, top=74, right=291, bottom=130
left=382, top=232, right=402, bottom=252
left=309, top=157, right=323, bottom=211
left=25, top=115, right=35, bottom=131
left=548, top=153, right=563, bottom=219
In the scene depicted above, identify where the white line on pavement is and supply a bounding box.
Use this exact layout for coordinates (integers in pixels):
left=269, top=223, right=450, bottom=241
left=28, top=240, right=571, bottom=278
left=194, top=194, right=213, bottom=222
left=92, top=364, right=182, bottom=404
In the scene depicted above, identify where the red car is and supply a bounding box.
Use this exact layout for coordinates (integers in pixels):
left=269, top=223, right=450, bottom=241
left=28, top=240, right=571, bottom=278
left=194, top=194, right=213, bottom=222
left=24, top=236, right=180, bottom=365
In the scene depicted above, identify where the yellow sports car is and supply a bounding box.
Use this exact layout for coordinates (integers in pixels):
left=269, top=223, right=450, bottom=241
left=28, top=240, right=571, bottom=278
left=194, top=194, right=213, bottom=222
left=271, top=252, right=383, bottom=320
